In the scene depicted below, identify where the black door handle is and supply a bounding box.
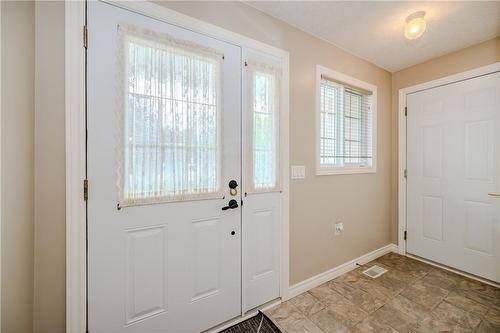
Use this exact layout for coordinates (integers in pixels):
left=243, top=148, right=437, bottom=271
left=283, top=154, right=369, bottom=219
left=222, top=199, right=239, bottom=210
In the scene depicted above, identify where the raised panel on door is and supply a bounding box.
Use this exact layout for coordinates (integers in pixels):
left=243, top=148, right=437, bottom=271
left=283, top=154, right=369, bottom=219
left=243, top=194, right=281, bottom=311
left=125, top=225, right=168, bottom=325
left=407, top=72, right=500, bottom=283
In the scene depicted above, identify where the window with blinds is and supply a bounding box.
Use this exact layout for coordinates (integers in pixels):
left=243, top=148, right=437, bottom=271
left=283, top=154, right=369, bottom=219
left=317, top=66, right=376, bottom=174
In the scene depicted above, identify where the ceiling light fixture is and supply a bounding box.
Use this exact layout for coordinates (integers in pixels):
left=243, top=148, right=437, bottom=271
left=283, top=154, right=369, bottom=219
left=404, top=11, right=427, bottom=40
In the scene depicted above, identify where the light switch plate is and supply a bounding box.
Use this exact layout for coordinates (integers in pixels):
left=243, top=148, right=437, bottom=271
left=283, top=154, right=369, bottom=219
left=291, top=165, right=305, bottom=179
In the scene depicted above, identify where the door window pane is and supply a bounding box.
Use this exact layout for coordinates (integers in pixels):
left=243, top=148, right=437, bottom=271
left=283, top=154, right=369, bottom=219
left=246, top=61, right=281, bottom=193
left=118, top=25, right=223, bottom=207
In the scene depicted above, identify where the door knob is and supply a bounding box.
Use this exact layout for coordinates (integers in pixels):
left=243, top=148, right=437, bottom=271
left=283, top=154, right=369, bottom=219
left=229, top=180, right=238, bottom=189
left=222, top=199, right=239, bottom=210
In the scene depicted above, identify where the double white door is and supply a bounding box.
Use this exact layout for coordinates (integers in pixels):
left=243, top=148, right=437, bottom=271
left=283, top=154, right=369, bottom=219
left=407, top=72, right=500, bottom=282
left=87, top=2, right=281, bottom=332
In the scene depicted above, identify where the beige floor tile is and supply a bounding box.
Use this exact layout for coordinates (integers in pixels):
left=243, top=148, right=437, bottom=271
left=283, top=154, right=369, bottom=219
left=455, top=278, right=500, bottom=299
left=373, top=274, right=407, bottom=295
left=266, top=301, right=323, bottom=333
left=409, top=316, right=473, bottom=333
left=354, top=278, right=394, bottom=301
left=328, top=280, right=385, bottom=314
left=371, top=305, right=417, bottom=333
left=426, top=267, right=464, bottom=284
left=484, top=307, right=500, bottom=325
left=309, top=308, right=352, bottom=333
left=290, top=292, right=326, bottom=316
left=399, top=278, right=449, bottom=309
left=431, top=301, right=481, bottom=330
left=444, top=291, right=489, bottom=317
left=385, top=295, right=430, bottom=323
left=350, top=315, right=400, bottom=333
left=475, top=319, right=500, bottom=333
left=383, top=266, right=424, bottom=284
left=309, top=283, right=345, bottom=306
left=325, top=298, right=369, bottom=327
left=454, top=289, right=500, bottom=309
left=420, top=270, right=457, bottom=291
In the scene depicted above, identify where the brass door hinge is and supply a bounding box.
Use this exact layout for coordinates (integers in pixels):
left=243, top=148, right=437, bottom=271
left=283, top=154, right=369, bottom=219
left=404, top=231, right=407, bottom=240
left=404, top=169, right=408, bottom=178
left=83, top=25, right=88, bottom=49
left=84, top=179, right=89, bottom=201
left=405, top=106, right=407, bottom=116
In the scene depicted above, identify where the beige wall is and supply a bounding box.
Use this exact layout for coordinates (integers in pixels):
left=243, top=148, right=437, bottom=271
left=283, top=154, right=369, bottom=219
left=5, top=1, right=497, bottom=331
left=33, top=2, right=66, bottom=332
left=158, top=1, right=394, bottom=284
left=390, top=37, right=500, bottom=243
left=1, top=2, right=35, bottom=332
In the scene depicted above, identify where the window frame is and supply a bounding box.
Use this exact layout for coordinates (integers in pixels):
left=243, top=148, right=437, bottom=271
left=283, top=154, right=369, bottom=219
left=315, top=65, right=377, bottom=175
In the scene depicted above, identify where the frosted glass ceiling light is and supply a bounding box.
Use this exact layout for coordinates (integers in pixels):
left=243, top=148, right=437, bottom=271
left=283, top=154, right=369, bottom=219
left=404, top=11, right=426, bottom=40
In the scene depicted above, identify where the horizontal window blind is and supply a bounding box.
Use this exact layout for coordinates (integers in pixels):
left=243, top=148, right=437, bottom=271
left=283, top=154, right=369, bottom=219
left=320, top=76, right=373, bottom=169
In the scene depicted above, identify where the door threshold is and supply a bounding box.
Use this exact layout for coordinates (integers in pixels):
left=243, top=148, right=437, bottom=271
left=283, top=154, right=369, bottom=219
left=203, top=298, right=282, bottom=333
left=406, top=253, right=500, bottom=288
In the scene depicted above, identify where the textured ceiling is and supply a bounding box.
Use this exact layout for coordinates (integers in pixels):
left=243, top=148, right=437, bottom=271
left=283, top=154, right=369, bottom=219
left=245, top=1, right=500, bottom=72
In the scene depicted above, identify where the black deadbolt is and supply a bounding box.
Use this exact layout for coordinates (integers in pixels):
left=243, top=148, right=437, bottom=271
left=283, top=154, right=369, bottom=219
left=231, top=231, right=236, bottom=236
left=228, top=180, right=238, bottom=189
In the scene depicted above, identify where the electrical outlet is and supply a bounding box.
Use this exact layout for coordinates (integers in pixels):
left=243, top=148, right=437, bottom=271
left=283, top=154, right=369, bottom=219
left=334, top=222, right=344, bottom=236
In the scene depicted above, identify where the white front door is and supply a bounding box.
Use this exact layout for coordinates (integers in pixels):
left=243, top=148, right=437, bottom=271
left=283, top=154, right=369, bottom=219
left=407, top=72, right=500, bottom=283
left=87, top=2, right=241, bottom=332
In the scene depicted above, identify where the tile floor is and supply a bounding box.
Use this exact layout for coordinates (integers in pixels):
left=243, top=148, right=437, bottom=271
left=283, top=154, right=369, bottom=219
left=265, top=253, right=500, bottom=333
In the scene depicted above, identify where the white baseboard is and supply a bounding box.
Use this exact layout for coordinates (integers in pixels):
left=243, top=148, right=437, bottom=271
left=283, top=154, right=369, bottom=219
left=288, top=243, right=398, bottom=299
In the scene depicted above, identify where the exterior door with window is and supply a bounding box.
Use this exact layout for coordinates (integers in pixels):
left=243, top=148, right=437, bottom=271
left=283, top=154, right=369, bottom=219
left=87, top=2, right=241, bottom=331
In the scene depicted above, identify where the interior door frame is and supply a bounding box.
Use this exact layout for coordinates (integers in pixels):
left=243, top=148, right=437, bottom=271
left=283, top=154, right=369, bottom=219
left=65, top=1, right=290, bottom=332
left=397, top=62, right=500, bottom=258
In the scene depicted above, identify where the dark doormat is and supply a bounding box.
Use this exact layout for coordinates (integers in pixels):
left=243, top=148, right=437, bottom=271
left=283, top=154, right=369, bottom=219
left=220, top=312, right=281, bottom=333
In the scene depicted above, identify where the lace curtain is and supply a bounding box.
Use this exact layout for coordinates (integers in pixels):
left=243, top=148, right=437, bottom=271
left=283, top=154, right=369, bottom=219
left=245, top=60, right=281, bottom=193
left=117, top=24, right=224, bottom=207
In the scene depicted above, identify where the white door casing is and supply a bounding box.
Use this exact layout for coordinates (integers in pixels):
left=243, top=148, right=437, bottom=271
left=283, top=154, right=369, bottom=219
left=406, top=72, right=500, bottom=283
left=88, top=2, right=241, bottom=332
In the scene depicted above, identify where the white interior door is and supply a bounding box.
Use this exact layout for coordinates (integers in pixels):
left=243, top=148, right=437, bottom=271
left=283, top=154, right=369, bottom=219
left=87, top=2, right=242, bottom=332
left=407, top=71, right=500, bottom=283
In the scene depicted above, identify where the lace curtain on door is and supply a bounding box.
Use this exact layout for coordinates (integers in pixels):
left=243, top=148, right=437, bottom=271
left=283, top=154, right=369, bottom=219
left=245, top=60, right=281, bottom=193
left=117, top=24, right=224, bottom=207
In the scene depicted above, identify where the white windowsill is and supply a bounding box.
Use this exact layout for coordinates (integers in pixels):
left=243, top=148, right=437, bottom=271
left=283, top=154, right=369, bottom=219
left=316, top=167, right=377, bottom=176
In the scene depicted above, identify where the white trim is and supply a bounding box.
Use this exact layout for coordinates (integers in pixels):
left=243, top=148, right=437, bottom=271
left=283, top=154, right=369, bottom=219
left=398, top=62, right=500, bottom=257
left=0, top=3, right=2, bottom=328
left=65, top=1, right=86, bottom=332
left=103, top=0, right=288, bottom=59
left=288, top=243, right=398, bottom=299
left=315, top=65, right=378, bottom=176
left=66, top=1, right=290, bottom=331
